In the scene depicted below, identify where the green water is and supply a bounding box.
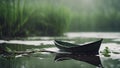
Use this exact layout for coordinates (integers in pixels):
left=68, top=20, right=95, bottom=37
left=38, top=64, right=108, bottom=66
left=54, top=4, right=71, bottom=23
left=0, top=32, right=120, bottom=68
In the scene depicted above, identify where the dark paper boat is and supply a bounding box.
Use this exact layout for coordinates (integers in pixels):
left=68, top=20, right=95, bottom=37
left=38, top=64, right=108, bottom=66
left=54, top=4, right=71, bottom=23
left=54, top=39, right=103, bottom=54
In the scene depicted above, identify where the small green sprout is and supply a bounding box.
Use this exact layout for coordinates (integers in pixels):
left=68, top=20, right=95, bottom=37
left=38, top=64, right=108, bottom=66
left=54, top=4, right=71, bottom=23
left=101, top=47, right=111, bottom=57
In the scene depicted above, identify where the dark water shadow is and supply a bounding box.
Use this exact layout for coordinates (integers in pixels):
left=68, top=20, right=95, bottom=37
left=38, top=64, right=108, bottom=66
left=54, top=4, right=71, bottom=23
left=54, top=53, right=103, bottom=68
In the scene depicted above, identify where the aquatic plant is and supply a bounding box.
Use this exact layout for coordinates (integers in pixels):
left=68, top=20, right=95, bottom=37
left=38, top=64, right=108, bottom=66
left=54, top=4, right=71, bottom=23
left=0, top=0, right=30, bottom=38
left=26, top=5, right=71, bottom=36
left=101, top=47, right=111, bottom=57
left=0, top=0, right=71, bottom=38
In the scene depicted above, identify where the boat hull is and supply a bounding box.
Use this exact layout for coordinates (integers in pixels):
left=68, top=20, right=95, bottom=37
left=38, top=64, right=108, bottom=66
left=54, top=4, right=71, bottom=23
left=54, top=39, right=103, bottom=54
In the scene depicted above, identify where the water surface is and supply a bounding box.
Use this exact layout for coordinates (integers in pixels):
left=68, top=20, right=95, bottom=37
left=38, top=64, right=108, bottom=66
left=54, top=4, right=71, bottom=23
left=0, top=32, right=120, bottom=68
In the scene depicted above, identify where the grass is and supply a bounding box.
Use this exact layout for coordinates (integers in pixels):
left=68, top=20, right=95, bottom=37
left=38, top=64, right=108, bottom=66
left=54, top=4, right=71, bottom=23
left=0, top=0, right=71, bottom=38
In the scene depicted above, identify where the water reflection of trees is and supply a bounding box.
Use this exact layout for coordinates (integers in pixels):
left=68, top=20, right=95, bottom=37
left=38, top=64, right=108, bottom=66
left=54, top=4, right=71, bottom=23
left=1, top=53, right=120, bottom=68
left=0, top=57, right=23, bottom=68
left=101, top=58, right=120, bottom=68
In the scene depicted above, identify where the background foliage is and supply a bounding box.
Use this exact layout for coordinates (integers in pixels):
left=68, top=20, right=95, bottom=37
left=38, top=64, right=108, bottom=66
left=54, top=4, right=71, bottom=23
left=1, top=0, right=120, bottom=38
left=0, top=0, right=71, bottom=38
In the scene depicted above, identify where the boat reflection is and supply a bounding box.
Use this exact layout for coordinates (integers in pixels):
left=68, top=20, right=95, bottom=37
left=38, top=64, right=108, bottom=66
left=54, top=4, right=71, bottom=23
left=55, top=53, right=103, bottom=67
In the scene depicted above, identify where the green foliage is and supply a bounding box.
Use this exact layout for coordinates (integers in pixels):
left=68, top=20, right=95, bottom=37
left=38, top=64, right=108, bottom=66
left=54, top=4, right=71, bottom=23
left=0, top=0, right=30, bottom=38
left=0, top=0, right=71, bottom=38
left=26, top=5, right=71, bottom=36
left=101, top=47, right=111, bottom=57
left=5, top=47, right=12, bottom=52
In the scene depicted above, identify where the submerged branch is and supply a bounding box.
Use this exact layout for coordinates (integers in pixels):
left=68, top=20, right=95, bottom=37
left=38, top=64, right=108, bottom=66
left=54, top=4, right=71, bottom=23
left=2, top=50, right=56, bottom=55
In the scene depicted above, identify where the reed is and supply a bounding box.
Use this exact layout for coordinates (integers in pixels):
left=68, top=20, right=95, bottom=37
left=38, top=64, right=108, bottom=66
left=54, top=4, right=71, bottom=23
left=0, top=0, right=71, bottom=38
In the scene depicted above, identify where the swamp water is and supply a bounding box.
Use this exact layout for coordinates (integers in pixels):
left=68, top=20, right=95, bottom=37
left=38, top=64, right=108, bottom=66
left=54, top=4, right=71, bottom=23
left=0, top=32, right=120, bottom=68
